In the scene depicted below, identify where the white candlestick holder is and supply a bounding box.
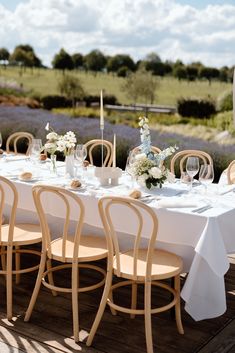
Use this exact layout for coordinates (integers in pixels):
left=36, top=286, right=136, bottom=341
left=95, top=167, right=122, bottom=186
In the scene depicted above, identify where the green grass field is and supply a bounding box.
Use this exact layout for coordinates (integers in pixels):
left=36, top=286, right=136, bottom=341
left=0, top=66, right=232, bottom=106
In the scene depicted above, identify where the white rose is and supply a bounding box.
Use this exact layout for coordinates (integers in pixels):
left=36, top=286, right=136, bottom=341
left=44, top=142, right=56, bottom=150
left=56, top=140, right=66, bottom=152
left=149, top=167, right=162, bottom=179
left=46, top=132, right=58, bottom=140
left=137, top=173, right=148, bottom=186
left=135, top=153, right=146, bottom=161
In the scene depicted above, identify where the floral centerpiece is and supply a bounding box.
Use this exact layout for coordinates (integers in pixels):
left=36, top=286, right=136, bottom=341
left=130, top=116, right=177, bottom=189
left=43, top=122, right=77, bottom=174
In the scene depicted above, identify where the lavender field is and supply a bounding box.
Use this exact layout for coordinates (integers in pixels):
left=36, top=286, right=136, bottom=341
left=0, top=106, right=234, bottom=178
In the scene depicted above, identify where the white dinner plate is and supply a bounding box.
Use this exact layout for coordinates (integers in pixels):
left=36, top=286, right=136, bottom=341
left=18, top=176, right=39, bottom=183
left=67, top=185, right=86, bottom=191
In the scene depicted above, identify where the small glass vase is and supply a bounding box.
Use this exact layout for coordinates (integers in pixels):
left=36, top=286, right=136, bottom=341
left=50, top=154, right=57, bottom=175
left=65, top=153, right=75, bottom=177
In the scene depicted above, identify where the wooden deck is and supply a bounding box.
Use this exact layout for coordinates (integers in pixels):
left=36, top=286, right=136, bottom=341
left=0, top=253, right=235, bottom=353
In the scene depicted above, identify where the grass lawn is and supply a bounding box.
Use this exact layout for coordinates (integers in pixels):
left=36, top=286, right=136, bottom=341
left=0, top=66, right=232, bottom=106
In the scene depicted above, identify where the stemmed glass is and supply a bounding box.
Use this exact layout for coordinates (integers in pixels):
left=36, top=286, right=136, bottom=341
left=186, top=157, right=199, bottom=191
left=199, top=164, right=214, bottom=194
left=28, top=139, right=42, bottom=164
left=74, top=144, right=87, bottom=178
left=125, top=149, right=139, bottom=187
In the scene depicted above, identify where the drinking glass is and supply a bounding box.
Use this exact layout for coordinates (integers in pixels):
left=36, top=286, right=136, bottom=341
left=199, top=164, right=214, bottom=194
left=125, top=150, right=139, bottom=187
left=186, top=156, right=199, bottom=191
left=74, top=144, right=87, bottom=178
left=28, top=139, right=42, bottom=164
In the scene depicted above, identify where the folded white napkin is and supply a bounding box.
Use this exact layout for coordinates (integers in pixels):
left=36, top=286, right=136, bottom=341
left=157, top=198, right=198, bottom=208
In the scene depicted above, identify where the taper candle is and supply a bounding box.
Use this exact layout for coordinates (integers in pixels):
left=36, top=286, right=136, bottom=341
left=113, top=133, right=116, bottom=168
left=100, top=90, right=104, bottom=129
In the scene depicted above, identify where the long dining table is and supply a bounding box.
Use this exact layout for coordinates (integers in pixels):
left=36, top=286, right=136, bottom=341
left=1, top=155, right=235, bottom=322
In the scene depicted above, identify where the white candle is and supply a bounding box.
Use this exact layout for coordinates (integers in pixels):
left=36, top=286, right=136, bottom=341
left=100, top=90, right=104, bottom=129
left=233, top=69, right=235, bottom=127
left=113, top=133, right=116, bottom=168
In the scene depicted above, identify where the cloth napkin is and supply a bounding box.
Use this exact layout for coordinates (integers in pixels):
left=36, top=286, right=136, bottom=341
left=157, top=198, right=198, bottom=209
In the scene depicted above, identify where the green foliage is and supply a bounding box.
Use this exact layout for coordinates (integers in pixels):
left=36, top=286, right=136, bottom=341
left=117, top=66, right=130, bottom=77
left=0, top=48, right=10, bottom=61
left=122, top=68, right=159, bottom=104
left=84, top=49, right=106, bottom=72
left=107, top=54, right=136, bottom=73
left=58, top=74, right=85, bottom=108
left=199, top=66, right=220, bottom=84
left=10, top=45, right=41, bottom=67
left=177, top=98, right=216, bottom=119
left=72, top=53, right=83, bottom=69
left=41, top=95, right=72, bottom=110
left=218, top=91, right=233, bottom=112
left=52, top=48, right=74, bottom=71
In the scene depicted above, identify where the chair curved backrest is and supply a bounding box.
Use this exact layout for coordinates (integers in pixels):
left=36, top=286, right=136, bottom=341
left=227, top=160, right=235, bottom=184
left=98, top=196, right=158, bottom=280
left=32, top=185, right=84, bottom=262
left=6, top=132, right=34, bottom=155
left=170, top=149, right=213, bottom=176
left=84, top=139, right=113, bottom=167
left=131, top=145, right=161, bottom=155
left=0, top=176, right=18, bottom=244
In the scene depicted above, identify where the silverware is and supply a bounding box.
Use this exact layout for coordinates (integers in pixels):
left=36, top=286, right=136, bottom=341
left=192, top=205, right=212, bottom=213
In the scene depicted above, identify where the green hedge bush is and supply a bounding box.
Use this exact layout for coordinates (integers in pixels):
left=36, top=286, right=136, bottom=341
left=177, top=98, right=216, bottom=119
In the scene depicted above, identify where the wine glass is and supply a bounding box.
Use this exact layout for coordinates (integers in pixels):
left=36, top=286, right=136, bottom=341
left=186, top=157, right=199, bottom=191
left=28, top=139, right=42, bottom=164
left=199, top=164, right=214, bottom=194
left=125, top=149, right=139, bottom=187
left=74, top=144, right=87, bottom=178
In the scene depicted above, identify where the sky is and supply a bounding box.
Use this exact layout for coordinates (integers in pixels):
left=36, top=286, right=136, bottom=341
left=0, top=0, right=235, bottom=68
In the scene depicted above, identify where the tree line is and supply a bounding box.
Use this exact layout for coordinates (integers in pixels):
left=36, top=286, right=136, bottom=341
left=0, top=45, right=234, bottom=84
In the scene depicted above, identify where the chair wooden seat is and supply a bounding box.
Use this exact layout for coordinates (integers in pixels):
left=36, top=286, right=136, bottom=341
left=1, top=224, right=41, bottom=246
left=113, top=249, right=183, bottom=281
left=50, top=235, right=108, bottom=262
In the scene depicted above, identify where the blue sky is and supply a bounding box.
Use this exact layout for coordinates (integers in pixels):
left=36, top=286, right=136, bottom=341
left=0, top=0, right=235, bottom=68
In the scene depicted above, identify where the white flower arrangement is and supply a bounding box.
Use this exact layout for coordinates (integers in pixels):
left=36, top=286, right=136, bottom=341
left=130, top=117, right=177, bottom=189
left=43, top=122, right=77, bottom=156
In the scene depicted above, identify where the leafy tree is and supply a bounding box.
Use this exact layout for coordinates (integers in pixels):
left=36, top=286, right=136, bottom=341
left=72, top=53, right=83, bottom=69
left=186, top=65, right=199, bottom=81
left=199, top=66, right=220, bottom=84
left=0, top=48, right=10, bottom=61
left=107, top=54, right=136, bottom=73
left=219, top=66, right=229, bottom=82
left=11, top=45, right=41, bottom=67
left=52, top=48, right=74, bottom=72
left=84, top=49, right=106, bottom=73
left=122, top=69, right=159, bottom=104
left=173, top=66, right=187, bottom=80
left=117, top=66, right=130, bottom=77
left=144, top=52, right=161, bottom=70
left=58, top=74, right=85, bottom=109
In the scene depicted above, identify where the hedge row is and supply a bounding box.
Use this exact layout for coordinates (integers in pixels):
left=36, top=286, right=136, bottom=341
left=41, top=94, right=119, bottom=110
left=177, top=98, right=216, bottom=119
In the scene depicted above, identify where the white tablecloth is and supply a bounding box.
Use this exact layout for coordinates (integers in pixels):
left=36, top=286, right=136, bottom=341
left=1, top=158, right=235, bottom=321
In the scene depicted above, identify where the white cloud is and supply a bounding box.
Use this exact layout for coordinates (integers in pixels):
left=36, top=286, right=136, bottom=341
left=0, top=0, right=234, bottom=68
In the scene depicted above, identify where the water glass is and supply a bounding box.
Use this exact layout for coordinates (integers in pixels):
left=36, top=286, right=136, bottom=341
left=186, top=156, right=199, bottom=190
left=199, top=164, right=214, bottom=194
left=74, top=144, right=87, bottom=178
left=28, top=139, right=42, bottom=163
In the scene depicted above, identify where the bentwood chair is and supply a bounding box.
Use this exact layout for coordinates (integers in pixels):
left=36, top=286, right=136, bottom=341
left=25, top=185, right=108, bottom=342
left=6, top=132, right=34, bottom=155
left=227, top=160, right=235, bottom=184
left=170, top=149, right=213, bottom=177
left=84, top=139, right=113, bottom=167
left=0, top=176, right=42, bottom=320
left=87, top=196, right=184, bottom=353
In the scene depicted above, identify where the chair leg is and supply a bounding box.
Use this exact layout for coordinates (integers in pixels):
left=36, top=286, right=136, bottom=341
left=131, top=282, right=137, bottom=319
left=1, top=246, right=6, bottom=271
left=24, top=251, right=47, bottom=322
left=6, top=246, right=13, bottom=320
left=15, top=246, right=21, bottom=285
left=72, top=261, right=79, bottom=342
left=174, top=275, right=184, bottom=334
left=46, top=259, right=57, bottom=297
left=109, top=290, right=117, bottom=316
left=144, top=280, right=154, bottom=353
left=86, top=269, right=113, bottom=347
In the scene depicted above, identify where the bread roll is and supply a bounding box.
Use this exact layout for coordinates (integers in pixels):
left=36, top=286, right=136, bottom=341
left=39, top=153, right=47, bottom=161
left=19, top=172, right=33, bottom=180
left=83, top=160, right=89, bottom=167
left=70, top=179, right=81, bottom=188
left=129, top=190, right=142, bottom=199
